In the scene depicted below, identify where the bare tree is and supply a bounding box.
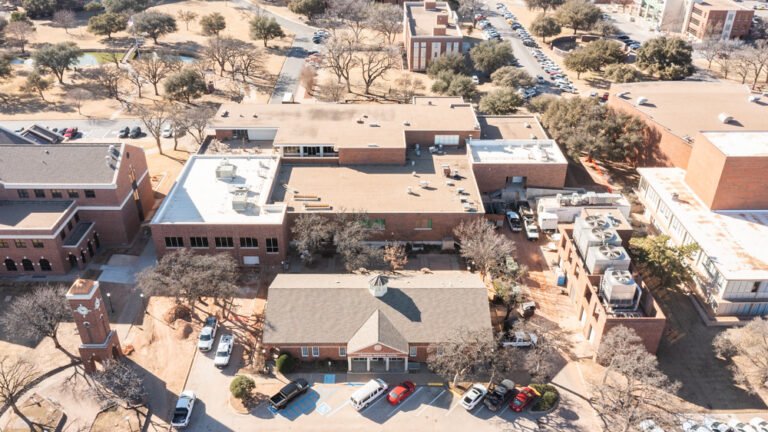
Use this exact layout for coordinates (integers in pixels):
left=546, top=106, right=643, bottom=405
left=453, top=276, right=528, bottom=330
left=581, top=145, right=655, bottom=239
left=695, top=38, right=722, bottom=70
left=137, top=249, right=238, bottom=309
left=292, top=213, right=334, bottom=264
left=136, top=101, right=172, bottom=155
left=232, top=44, right=263, bottom=82
left=749, top=40, right=768, bottom=89
left=92, top=359, right=146, bottom=407
left=458, top=0, right=483, bottom=20
left=325, top=0, right=371, bottom=43
left=125, top=70, right=144, bottom=98
left=83, top=65, right=124, bottom=100
left=133, top=53, right=180, bottom=96
left=182, top=106, right=216, bottom=146
left=334, top=212, right=381, bottom=272
left=592, top=326, right=681, bottom=432
left=204, top=36, right=238, bottom=77
left=454, top=219, right=516, bottom=278
left=53, top=10, right=76, bottom=34
left=596, top=325, right=643, bottom=384
left=492, top=263, right=528, bottom=326
left=713, top=317, right=768, bottom=394
left=516, top=320, right=570, bottom=382
left=733, top=51, right=752, bottom=84
left=317, top=78, right=347, bottom=102
left=714, top=40, right=741, bottom=79
left=427, top=328, right=496, bottom=388
left=0, top=357, right=39, bottom=431
left=366, top=3, right=401, bottom=44
left=68, top=88, right=92, bottom=114
left=6, top=21, right=35, bottom=54
left=357, top=44, right=400, bottom=95
left=324, top=33, right=357, bottom=91
left=383, top=242, right=408, bottom=272
left=177, top=10, right=198, bottom=31
left=0, top=286, right=74, bottom=360
left=391, top=73, right=425, bottom=103
left=300, top=65, right=318, bottom=94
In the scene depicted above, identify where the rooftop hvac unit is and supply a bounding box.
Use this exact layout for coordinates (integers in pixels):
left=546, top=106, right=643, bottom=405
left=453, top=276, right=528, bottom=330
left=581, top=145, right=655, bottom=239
left=585, top=245, right=631, bottom=275
left=576, top=227, right=621, bottom=257
left=586, top=192, right=622, bottom=205
left=232, top=187, right=249, bottom=211
left=718, top=113, right=733, bottom=124
left=635, top=97, right=648, bottom=106
left=600, top=269, right=639, bottom=308
left=216, top=159, right=237, bottom=180
left=575, top=214, right=609, bottom=231
left=748, top=95, right=761, bottom=103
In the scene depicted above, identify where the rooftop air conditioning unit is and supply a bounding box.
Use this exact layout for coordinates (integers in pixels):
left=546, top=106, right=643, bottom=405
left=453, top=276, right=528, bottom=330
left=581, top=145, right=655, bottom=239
left=232, top=187, right=249, bottom=211
left=215, top=159, right=237, bottom=180
left=748, top=95, right=761, bottom=103
left=576, top=227, right=621, bottom=257
left=635, top=97, right=648, bottom=106
left=718, top=113, right=733, bottom=124
left=585, top=245, right=631, bottom=275
left=600, top=268, right=639, bottom=308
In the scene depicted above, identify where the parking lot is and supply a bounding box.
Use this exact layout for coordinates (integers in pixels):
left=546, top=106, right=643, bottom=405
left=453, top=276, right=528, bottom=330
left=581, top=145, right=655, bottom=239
left=0, top=119, right=154, bottom=143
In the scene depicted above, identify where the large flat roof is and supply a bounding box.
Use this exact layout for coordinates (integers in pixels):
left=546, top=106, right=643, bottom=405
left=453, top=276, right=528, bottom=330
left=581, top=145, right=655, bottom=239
left=701, top=131, right=768, bottom=157
left=694, top=0, right=749, bottom=10
left=263, top=272, right=491, bottom=345
left=152, top=155, right=286, bottom=225
left=210, top=100, right=478, bottom=150
left=611, top=82, right=767, bottom=143
left=405, top=1, right=463, bottom=38
left=0, top=143, right=123, bottom=187
left=639, top=167, right=768, bottom=280
left=476, top=116, right=549, bottom=140
left=468, top=139, right=567, bottom=164
left=0, top=200, right=74, bottom=230
left=270, top=152, right=484, bottom=213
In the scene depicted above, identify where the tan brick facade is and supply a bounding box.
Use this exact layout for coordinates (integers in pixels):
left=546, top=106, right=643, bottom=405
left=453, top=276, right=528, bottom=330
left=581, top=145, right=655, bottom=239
left=472, top=162, right=567, bottom=193
left=686, top=5, right=753, bottom=40
left=404, top=1, right=464, bottom=72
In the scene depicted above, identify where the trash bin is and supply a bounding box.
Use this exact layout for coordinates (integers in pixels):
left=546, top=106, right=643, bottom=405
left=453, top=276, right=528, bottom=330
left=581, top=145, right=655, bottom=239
left=520, top=301, right=536, bottom=319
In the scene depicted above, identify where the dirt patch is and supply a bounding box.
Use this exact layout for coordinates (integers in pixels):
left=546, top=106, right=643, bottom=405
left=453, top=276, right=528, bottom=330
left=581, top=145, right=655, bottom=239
left=164, top=304, right=192, bottom=324
left=90, top=404, right=147, bottom=432
left=175, top=322, right=194, bottom=340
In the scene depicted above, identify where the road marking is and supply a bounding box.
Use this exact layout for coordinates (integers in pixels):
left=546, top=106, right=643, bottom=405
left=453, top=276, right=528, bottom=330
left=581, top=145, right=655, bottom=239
left=326, top=400, right=350, bottom=417
left=365, top=395, right=388, bottom=411
left=427, top=382, right=445, bottom=386
left=416, top=389, right=447, bottom=416
left=445, top=397, right=463, bottom=416
left=316, top=402, right=331, bottom=415
left=323, top=374, right=335, bottom=384
left=387, top=387, right=424, bottom=418
left=498, top=403, right=511, bottom=417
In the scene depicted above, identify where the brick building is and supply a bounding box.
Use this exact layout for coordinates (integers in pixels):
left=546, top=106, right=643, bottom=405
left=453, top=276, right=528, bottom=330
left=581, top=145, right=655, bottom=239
left=608, top=82, right=767, bottom=169
left=683, top=0, right=753, bottom=40
left=262, top=272, right=492, bottom=372
left=556, top=209, right=667, bottom=353
left=1, top=144, right=153, bottom=275
left=637, top=131, right=768, bottom=317
left=403, top=1, right=464, bottom=72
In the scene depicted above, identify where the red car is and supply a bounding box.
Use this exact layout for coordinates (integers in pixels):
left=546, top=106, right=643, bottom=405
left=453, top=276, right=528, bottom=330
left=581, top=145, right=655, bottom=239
left=509, top=386, right=540, bottom=412
left=387, top=381, right=416, bottom=405
left=63, top=127, right=78, bottom=139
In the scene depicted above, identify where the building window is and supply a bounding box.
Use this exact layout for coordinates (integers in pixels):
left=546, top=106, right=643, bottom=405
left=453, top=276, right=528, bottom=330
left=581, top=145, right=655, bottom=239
left=51, top=189, right=63, bottom=198
left=17, top=190, right=30, bottom=199
left=4, top=259, right=17, bottom=271
left=0, top=240, right=8, bottom=248
left=434, top=135, right=460, bottom=145
left=312, top=346, right=320, bottom=357
left=60, top=231, right=66, bottom=240
left=74, top=213, right=80, bottom=223
left=322, top=146, right=336, bottom=155
left=752, top=282, right=761, bottom=293
left=339, top=347, right=347, bottom=357
left=283, top=146, right=301, bottom=156
left=300, top=346, right=309, bottom=357
left=67, top=190, right=80, bottom=198
left=363, top=218, right=386, bottom=230
left=39, top=259, right=52, bottom=271
left=32, top=240, right=44, bottom=248
left=415, top=218, right=433, bottom=230
left=14, top=240, right=26, bottom=248
left=164, top=237, right=184, bottom=248
left=34, top=189, right=45, bottom=198
left=190, top=237, right=209, bottom=248
left=409, top=347, right=417, bottom=357
left=21, top=259, right=34, bottom=271
left=240, top=237, right=258, bottom=248
left=266, top=238, right=279, bottom=253
left=85, top=190, right=96, bottom=198
left=215, top=237, right=234, bottom=248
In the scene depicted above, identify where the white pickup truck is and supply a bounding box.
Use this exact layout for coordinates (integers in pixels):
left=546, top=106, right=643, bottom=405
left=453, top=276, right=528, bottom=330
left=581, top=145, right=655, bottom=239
left=502, top=331, right=538, bottom=348
left=214, top=334, right=234, bottom=368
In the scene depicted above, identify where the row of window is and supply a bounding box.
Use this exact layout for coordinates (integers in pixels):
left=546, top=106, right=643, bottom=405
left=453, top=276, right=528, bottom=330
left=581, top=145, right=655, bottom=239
left=298, top=346, right=419, bottom=357
left=4, top=258, right=53, bottom=272
left=165, top=236, right=279, bottom=253
left=16, top=189, right=96, bottom=199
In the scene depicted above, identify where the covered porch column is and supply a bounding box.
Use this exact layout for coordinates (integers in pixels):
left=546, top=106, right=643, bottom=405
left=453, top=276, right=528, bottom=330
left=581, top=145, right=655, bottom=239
left=348, top=357, right=352, bottom=371
left=404, top=357, right=408, bottom=372
left=366, top=357, right=371, bottom=372
left=385, top=357, right=390, bottom=371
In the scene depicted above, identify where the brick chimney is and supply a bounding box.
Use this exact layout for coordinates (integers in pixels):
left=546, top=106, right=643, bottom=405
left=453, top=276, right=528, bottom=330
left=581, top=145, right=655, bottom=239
left=424, top=1, right=437, bottom=9
left=433, top=26, right=446, bottom=36
left=436, top=13, right=448, bottom=25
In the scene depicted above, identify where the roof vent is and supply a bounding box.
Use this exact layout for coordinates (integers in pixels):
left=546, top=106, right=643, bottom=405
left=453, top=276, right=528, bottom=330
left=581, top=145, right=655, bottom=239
left=221, top=110, right=229, bottom=117
left=403, top=121, right=410, bottom=126
left=718, top=113, right=733, bottom=124
left=617, top=91, right=629, bottom=98
left=635, top=97, right=648, bottom=106
left=682, top=135, right=694, bottom=143
left=523, top=122, right=531, bottom=128
left=356, top=118, right=364, bottom=124
left=368, top=274, right=388, bottom=297
left=748, top=95, right=761, bottom=103
left=232, top=187, right=249, bottom=211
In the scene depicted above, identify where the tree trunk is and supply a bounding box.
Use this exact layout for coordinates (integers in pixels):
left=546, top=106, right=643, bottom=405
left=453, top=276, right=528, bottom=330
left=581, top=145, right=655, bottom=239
left=38, top=89, right=46, bottom=101
left=137, top=83, right=142, bottom=98
left=263, top=39, right=268, bottom=47
left=11, top=403, right=37, bottom=431
left=153, top=82, right=159, bottom=96
left=173, top=134, right=179, bottom=151
left=153, top=36, right=159, bottom=44
left=156, top=136, right=163, bottom=155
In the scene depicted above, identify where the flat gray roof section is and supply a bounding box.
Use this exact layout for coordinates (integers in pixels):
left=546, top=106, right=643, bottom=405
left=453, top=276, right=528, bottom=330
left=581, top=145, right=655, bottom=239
left=0, top=126, right=36, bottom=145
left=263, top=272, right=492, bottom=345
left=0, top=200, right=74, bottom=230
left=0, top=144, right=123, bottom=186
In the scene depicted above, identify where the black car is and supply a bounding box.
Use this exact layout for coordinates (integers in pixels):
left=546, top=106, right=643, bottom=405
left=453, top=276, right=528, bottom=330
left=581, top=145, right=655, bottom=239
left=118, top=126, right=130, bottom=138
left=616, top=35, right=630, bottom=40
left=484, top=380, right=516, bottom=411
left=269, top=378, right=310, bottom=410
left=129, top=126, right=142, bottom=138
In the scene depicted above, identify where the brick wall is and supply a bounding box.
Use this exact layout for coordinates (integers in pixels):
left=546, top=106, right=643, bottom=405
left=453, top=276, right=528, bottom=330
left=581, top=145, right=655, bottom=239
left=472, top=163, right=567, bottom=193
left=406, top=36, right=464, bottom=71
left=338, top=148, right=407, bottom=165
left=265, top=342, right=432, bottom=364
left=404, top=129, right=480, bottom=148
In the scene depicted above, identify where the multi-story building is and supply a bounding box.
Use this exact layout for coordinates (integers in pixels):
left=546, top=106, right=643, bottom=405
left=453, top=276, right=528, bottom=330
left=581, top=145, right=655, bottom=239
left=262, top=272, right=492, bottom=372
left=0, top=143, right=154, bottom=275
left=403, top=1, right=464, bottom=72
left=608, top=81, right=767, bottom=169
left=683, top=0, right=754, bottom=40
left=152, top=99, right=569, bottom=265
left=637, top=131, right=768, bottom=317
left=556, top=209, right=667, bottom=353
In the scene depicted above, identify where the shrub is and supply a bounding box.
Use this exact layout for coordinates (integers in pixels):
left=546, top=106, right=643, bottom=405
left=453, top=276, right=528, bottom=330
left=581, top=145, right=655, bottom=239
left=230, top=375, right=255, bottom=400
left=276, top=353, right=296, bottom=373
left=530, top=383, right=559, bottom=411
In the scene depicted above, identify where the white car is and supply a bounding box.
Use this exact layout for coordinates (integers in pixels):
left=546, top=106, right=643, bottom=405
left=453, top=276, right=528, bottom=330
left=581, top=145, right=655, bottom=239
left=705, top=418, right=734, bottom=432
left=502, top=331, right=538, bottom=348
left=729, top=419, right=758, bottom=432
left=460, top=384, right=488, bottom=410
left=171, top=390, right=196, bottom=428
left=639, top=419, right=665, bottom=432
left=471, top=75, right=480, bottom=84
left=214, top=334, right=234, bottom=368
left=751, top=418, right=768, bottom=432
left=162, top=123, right=174, bottom=138
left=506, top=211, right=522, bottom=232
left=197, top=316, right=218, bottom=352
left=524, top=219, right=539, bottom=241
left=682, top=420, right=710, bottom=432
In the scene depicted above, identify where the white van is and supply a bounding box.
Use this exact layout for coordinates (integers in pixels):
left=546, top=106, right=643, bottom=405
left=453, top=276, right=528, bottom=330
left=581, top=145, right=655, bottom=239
left=350, top=379, right=388, bottom=411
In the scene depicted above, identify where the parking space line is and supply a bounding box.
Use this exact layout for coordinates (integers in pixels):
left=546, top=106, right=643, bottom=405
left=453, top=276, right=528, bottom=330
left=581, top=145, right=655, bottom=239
left=416, top=389, right=447, bottom=416
left=386, top=387, right=424, bottom=418
left=365, top=395, right=388, bottom=411
left=326, top=400, right=350, bottom=417
left=445, top=398, right=462, bottom=416
left=498, top=404, right=511, bottom=417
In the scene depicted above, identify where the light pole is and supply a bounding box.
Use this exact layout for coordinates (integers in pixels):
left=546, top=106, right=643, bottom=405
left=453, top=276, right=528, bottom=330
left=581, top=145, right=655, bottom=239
left=106, top=292, right=114, bottom=313
left=140, top=293, right=146, bottom=314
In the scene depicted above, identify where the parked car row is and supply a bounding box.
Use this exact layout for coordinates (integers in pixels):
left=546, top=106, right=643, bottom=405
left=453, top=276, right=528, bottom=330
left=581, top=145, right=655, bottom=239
left=643, top=416, right=768, bottom=432
left=615, top=34, right=641, bottom=51
left=312, top=30, right=329, bottom=44
left=496, top=3, right=537, bottom=48
left=461, top=382, right=541, bottom=413
left=530, top=48, right=577, bottom=94
left=477, top=15, right=502, bottom=41
left=118, top=126, right=143, bottom=139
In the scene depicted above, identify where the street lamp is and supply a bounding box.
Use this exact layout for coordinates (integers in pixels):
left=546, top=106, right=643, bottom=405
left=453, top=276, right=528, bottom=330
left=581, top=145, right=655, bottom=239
left=139, top=293, right=147, bottom=314
left=106, top=292, right=114, bottom=313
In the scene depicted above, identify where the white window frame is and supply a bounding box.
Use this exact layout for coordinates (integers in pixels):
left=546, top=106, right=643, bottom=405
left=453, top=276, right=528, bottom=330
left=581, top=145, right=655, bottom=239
left=339, top=347, right=347, bottom=357
left=409, top=346, right=417, bottom=357
left=312, top=346, right=320, bottom=357
left=434, top=135, right=460, bottom=146
left=300, top=346, right=309, bottom=357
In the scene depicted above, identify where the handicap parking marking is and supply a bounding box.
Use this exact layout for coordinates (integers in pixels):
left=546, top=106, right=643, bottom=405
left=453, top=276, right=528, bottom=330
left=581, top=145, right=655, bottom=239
left=416, top=389, right=447, bottom=416
left=387, top=387, right=425, bottom=418
left=316, top=402, right=331, bottom=415
left=326, top=400, right=350, bottom=417
left=323, top=374, right=336, bottom=384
